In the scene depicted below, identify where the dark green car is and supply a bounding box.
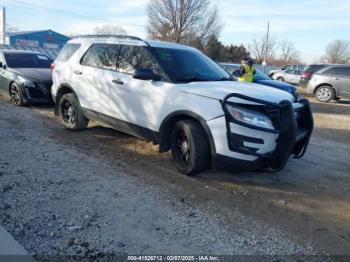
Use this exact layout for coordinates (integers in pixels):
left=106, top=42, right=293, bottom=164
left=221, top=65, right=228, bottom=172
left=0, top=50, right=53, bottom=106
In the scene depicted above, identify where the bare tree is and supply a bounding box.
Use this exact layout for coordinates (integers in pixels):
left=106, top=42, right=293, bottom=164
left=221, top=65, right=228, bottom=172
left=249, top=35, right=277, bottom=63
left=279, top=39, right=299, bottom=65
left=322, top=39, right=350, bottom=64
left=147, top=0, right=223, bottom=45
left=93, top=24, right=127, bottom=35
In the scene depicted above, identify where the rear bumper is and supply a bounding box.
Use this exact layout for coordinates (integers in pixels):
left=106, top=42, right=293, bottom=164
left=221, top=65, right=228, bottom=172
left=210, top=94, right=313, bottom=172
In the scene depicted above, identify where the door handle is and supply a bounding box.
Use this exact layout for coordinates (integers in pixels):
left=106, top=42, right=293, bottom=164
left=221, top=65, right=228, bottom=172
left=112, top=79, right=124, bottom=85
left=74, top=70, right=82, bottom=75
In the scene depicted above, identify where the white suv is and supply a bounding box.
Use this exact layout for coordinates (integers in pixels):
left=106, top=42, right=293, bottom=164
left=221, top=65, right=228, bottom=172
left=51, top=35, right=313, bottom=175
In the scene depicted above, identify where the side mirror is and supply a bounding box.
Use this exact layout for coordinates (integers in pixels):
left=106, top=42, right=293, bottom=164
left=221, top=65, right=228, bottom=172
left=133, top=68, right=161, bottom=81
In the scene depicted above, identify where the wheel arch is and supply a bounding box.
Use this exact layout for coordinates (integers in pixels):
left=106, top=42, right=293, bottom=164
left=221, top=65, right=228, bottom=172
left=158, top=110, right=216, bottom=156
left=54, top=84, right=79, bottom=115
left=314, top=83, right=335, bottom=95
left=8, top=80, right=16, bottom=92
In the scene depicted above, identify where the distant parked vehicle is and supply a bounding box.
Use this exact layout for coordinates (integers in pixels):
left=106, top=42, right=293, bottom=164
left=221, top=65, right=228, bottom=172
left=272, top=69, right=303, bottom=85
left=0, top=50, right=53, bottom=106
left=269, top=64, right=305, bottom=78
left=299, top=64, right=328, bottom=88
left=305, top=64, right=350, bottom=102
left=219, top=63, right=296, bottom=94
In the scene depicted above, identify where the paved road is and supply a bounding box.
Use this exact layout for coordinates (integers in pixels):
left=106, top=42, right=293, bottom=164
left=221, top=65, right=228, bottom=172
left=1, top=94, right=350, bottom=259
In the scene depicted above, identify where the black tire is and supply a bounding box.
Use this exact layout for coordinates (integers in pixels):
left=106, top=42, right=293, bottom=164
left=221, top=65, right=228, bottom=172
left=9, top=83, right=26, bottom=106
left=315, top=85, right=334, bottom=103
left=170, top=120, right=211, bottom=175
left=277, top=77, right=284, bottom=82
left=58, top=93, right=89, bottom=131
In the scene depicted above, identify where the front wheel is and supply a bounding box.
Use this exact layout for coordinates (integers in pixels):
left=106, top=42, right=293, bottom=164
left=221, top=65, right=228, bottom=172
left=59, top=93, right=89, bottom=131
left=9, top=83, right=26, bottom=106
left=170, top=120, right=211, bottom=175
left=315, top=86, right=334, bottom=103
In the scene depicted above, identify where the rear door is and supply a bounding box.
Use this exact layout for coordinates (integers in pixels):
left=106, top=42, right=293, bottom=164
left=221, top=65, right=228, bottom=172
left=80, top=43, right=125, bottom=117
left=106, top=44, right=168, bottom=129
left=334, top=67, right=350, bottom=97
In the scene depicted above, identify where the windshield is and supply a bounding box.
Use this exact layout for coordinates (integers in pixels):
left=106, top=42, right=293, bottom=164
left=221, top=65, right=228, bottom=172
left=151, top=47, right=232, bottom=82
left=4, top=53, right=52, bottom=68
left=254, top=70, right=271, bottom=81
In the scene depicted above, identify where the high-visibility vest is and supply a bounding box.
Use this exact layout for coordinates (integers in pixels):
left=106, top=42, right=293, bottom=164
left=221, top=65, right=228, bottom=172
left=238, top=64, right=254, bottom=82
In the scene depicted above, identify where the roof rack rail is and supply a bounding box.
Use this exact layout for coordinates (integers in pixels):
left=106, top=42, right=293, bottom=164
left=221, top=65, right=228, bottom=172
left=72, top=34, right=150, bottom=47
left=72, top=35, right=144, bottom=42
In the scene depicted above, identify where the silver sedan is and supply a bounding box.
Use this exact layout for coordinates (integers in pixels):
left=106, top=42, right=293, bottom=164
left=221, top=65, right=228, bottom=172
left=272, top=69, right=303, bottom=85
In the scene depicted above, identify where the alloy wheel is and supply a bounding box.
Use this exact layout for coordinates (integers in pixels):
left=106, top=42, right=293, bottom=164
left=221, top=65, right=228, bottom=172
left=61, top=100, right=76, bottom=125
left=10, top=85, right=22, bottom=105
left=316, top=87, right=332, bottom=102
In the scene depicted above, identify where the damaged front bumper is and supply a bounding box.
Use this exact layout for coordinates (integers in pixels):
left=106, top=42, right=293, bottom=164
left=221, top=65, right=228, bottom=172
left=220, top=93, right=314, bottom=172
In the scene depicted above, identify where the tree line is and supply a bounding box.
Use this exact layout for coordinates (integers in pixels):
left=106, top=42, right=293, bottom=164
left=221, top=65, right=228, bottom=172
left=13, top=0, right=347, bottom=65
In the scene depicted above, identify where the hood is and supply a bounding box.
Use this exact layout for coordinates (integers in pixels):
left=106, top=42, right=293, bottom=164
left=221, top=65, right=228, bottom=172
left=178, top=81, right=294, bottom=104
left=9, top=68, right=51, bottom=82
left=256, top=79, right=296, bottom=94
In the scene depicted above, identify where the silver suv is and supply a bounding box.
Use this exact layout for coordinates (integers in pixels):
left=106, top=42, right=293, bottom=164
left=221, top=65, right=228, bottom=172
left=306, top=65, right=350, bottom=102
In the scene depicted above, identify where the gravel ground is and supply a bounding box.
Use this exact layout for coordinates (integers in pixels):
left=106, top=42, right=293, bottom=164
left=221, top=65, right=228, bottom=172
left=0, top=97, right=316, bottom=259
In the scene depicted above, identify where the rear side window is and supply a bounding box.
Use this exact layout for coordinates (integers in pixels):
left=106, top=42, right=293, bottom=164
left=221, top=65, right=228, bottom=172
left=305, top=65, right=325, bottom=73
left=81, top=43, right=121, bottom=70
left=117, top=45, right=155, bottom=74
left=56, top=43, right=81, bottom=62
left=337, top=67, right=350, bottom=77
left=322, top=67, right=342, bottom=75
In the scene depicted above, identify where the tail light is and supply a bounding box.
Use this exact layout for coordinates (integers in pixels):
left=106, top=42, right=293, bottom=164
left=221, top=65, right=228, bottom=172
left=302, top=71, right=312, bottom=79
left=50, top=63, right=56, bottom=75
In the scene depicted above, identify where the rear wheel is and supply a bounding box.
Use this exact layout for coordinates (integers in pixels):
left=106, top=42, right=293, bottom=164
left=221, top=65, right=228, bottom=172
left=277, top=77, right=284, bottom=82
left=9, top=83, right=26, bottom=106
left=315, top=86, right=334, bottom=103
left=59, top=93, right=89, bottom=130
left=170, top=120, right=211, bottom=175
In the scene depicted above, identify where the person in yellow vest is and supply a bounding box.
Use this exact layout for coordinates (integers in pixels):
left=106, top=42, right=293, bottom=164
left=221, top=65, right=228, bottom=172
left=238, top=57, right=256, bottom=82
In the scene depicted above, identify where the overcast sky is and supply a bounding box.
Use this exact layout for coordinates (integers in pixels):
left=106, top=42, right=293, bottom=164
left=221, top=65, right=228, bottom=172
left=3, top=0, right=350, bottom=63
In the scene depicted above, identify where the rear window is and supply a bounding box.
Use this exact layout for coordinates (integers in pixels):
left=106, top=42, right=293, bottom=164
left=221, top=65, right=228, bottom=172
left=56, top=43, right=81, bottom=62
left=4, top=53, right=52, bottom=68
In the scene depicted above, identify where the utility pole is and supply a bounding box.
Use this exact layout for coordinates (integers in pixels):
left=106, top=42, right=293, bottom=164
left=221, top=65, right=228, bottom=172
left=262, top=21, right=270, bottom=73
left=0, top=7, right=6, bottom=45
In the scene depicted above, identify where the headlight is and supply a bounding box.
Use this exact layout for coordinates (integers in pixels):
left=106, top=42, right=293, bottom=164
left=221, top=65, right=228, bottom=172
left=226, top=104, right=274, bottom=130
left=17, top=76, right=36, bottom=88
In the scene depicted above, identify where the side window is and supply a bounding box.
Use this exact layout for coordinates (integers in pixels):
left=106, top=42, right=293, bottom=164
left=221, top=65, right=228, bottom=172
left=338, top=67, right=350, bottom=77
left=56, top=43, right=81, bottom=62
left=285, top=70, right=293, bottom=74
left=322, top=67, right=341, bottom=75
left=81, top=44, right=121, bottom=70
left=117, top=45, right=155, bottom=74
